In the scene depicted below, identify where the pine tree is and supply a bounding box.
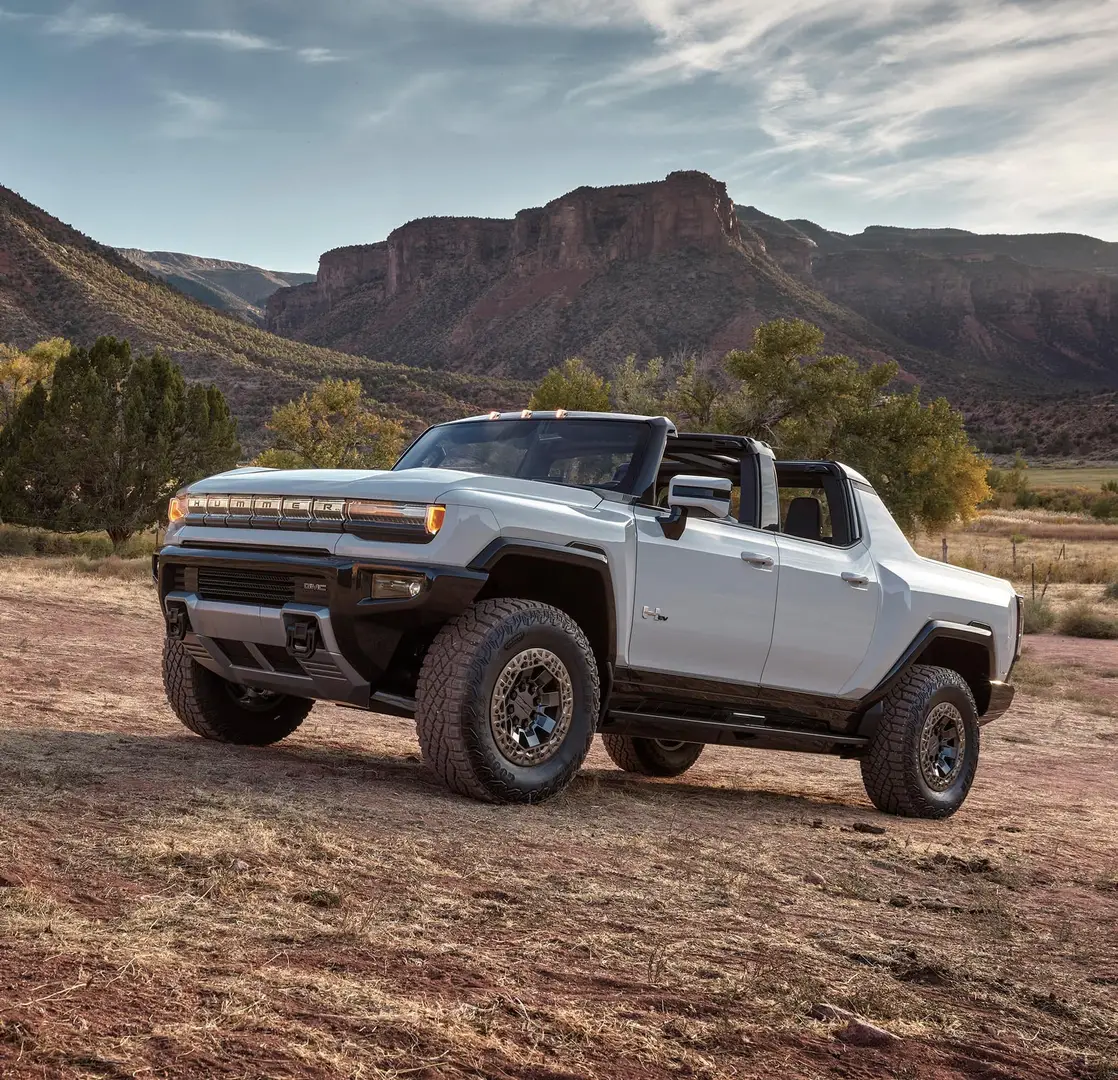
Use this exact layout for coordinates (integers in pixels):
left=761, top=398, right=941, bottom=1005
left=0, top=337, right=241, bottom=548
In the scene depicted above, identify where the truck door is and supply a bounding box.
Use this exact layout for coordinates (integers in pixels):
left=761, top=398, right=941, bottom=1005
left=759, top=465, right=880, bottom=695
left=626, top=508, right=780, bottom=684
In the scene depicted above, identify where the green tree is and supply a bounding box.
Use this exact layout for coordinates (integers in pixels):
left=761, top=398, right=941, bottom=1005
left=611, top=355, right=665, bottom=415
left=987, top=453, right=1029, bottom=497
left=0, top=337, right=71, bottom=429
left=255, top=377, right=406, bottom=470
left=0, top=337, right=240, bottom=548
left=665, top=351, right=731, bottom=430
left=529, top=358, right=611, bottom=411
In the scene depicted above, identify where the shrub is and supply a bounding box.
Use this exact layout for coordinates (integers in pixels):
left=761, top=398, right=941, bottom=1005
left=1056, top=600, right=1118, bottom=640
left=1090, top=496, right=1118, bottom=520
left=0, top=524, right=158, bottom=559
left=1104, top=582, right=1118, bottom=601
left=1022, top=596, right=1056, bottom=634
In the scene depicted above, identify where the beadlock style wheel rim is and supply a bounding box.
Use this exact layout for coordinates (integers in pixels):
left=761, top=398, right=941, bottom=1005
left=920, top=702, right=966, bottom=790
left=653, top=740, right=687, bottom=752
left=490, top=648, right=574, bottom=767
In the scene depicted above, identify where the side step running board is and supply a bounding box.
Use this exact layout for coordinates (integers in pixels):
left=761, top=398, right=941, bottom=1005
left=603, top=709, right=868, bottom=750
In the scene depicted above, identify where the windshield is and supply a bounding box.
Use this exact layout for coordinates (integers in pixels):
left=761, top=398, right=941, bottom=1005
left=394, top=418, right=652, bottom=493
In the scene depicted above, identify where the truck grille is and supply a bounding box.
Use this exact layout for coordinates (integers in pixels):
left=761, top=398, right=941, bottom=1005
left=196, top=567, right=297, bottom=607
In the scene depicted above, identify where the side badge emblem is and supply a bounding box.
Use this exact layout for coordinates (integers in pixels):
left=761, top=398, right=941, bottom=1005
left=642, top=606, right=668, bottom=622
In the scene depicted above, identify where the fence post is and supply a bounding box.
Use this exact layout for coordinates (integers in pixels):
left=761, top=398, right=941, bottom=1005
left=1012, top=537, right=1017, bottom=572
left=1031, top=561, right=1036, bottom=600
left=941, top=537, right=948, bottom=563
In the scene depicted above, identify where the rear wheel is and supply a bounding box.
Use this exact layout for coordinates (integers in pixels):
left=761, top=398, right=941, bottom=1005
left=860, top=664, right=980, bottom=819
left=601, top=735, right=705, bottom=777
left=162, top=636, right=313, bottom=745
left=415, top=599, right=599, bottom=803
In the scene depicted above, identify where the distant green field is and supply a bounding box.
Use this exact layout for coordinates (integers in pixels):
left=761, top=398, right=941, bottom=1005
left=1028, top=465, right=1118, bottom=490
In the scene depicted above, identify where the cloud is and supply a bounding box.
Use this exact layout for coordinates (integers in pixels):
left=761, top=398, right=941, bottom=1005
left=361, top=72, right=449, bottom=127
left=158, top=90, right=225, bottom=140
left=42, top=5, right=341, bottom=62
left=435, top=0, right=1117, bottom=231
left=297, top=46, right=343, bottom=64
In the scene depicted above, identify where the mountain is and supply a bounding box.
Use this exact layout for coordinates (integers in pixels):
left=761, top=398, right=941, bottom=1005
left=265, top=172, right=951, bottom=389
left=266, top=171, right=1118, bottom=399
left=0, top=184, right=524, bottom=447
left=117, top=249, right=315, bottom=326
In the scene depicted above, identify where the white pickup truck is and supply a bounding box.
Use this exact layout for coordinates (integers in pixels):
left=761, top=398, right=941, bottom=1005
left=156, top=411, right=1021, bottom=818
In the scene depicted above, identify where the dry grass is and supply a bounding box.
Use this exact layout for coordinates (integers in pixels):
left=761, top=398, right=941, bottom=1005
left=1, top=564, right=1116, bottom=1079
left=916, top=509, right=1118, bottom=587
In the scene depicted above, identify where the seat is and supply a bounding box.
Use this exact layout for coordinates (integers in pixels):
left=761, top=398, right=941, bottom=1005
left=784, top=497, right=823, bottom=542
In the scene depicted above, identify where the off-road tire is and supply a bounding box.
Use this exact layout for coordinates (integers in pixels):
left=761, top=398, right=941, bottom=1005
left=162, top=636, right=313, bottom=745
left=861, top=664, right=980, bottom=819
left=415, top=598, right=599, bottom=803
left=601, top=735, right=704, bottom=777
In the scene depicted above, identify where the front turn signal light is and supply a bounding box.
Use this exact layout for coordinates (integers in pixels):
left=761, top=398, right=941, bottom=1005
left=425, top=504, right=446, bottom=535
left=168, top=494, right=188, bottom=524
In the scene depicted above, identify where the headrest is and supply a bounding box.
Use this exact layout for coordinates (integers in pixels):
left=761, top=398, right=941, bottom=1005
left=785, top=497, right=823, bottom=542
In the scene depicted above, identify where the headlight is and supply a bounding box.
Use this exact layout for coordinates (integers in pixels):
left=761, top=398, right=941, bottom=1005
left=178, top=494, right=446, bottom=541
left=168, top=494, right=188, bottom=524
left=347, top=501, right=446, bottom=538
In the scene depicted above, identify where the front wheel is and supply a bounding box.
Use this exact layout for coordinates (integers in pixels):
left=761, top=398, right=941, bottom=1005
left=601, top=735, right=704, bottom=777
left=415, top=599, right=599, bottom=803
left=162, top=636, right=313, bottom=745
left=860, top=664, right=980, bottom=819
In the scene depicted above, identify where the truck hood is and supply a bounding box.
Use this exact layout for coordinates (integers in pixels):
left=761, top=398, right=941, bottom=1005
left=189, top=467, right=604, bottom=508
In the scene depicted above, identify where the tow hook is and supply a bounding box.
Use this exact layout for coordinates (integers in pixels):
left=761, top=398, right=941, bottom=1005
left=165, top=602, right=190, bottom=641
left=285, top=619, right=319, bottom=660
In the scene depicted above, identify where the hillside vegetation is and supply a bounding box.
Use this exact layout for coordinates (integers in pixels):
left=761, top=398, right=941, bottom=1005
left=117, top=249, right=315, bottom=326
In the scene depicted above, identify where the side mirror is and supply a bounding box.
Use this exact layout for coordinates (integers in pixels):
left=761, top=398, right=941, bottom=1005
left=668, top=475, right=732, bottom=518
left=660, top=475, right=733, bottom=540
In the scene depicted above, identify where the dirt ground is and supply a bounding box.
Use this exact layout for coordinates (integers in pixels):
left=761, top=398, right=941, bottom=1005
left=0, top=564, right=1115, bottom=1079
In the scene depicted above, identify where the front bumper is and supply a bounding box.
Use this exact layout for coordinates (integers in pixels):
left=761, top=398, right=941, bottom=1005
left=155, top=545, right=487, bottom=709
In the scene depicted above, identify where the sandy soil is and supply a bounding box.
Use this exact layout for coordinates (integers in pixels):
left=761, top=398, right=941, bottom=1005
left=0, top=564, right=1115, bottom=1079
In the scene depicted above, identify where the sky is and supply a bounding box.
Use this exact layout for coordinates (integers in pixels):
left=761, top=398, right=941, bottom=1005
left=1, top=0, right=1115, bottom=271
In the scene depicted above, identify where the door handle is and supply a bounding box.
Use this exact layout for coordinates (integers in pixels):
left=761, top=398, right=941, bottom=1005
left=841, top=571, right=869, bottom=587
left=741, top=552, right=774, bottom=568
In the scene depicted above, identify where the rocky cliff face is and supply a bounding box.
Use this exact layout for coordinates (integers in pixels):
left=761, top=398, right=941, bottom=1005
left=265, top=170, right=1118, bottom=397
left=269, top=172, right=749, bottom=333
left=810, top=251, right=1116, bottom=380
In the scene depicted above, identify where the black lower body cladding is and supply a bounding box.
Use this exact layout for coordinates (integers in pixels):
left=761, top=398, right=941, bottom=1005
left=415, top=598, right=600, bottom=803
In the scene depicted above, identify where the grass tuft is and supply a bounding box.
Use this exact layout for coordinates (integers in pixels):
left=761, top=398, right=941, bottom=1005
left=1056, top=600, right=1118, bottom=640
left=1022, top=596, right=1056, bottom=634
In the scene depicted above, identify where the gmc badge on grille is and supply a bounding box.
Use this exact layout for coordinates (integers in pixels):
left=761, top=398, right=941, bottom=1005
left=302, top=582, right=327, bottom=593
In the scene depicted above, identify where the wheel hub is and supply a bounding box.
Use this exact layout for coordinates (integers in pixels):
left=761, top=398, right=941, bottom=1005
left=919, top=702, right=966, bottom=790
left=490, top=648, right=574, bottom=766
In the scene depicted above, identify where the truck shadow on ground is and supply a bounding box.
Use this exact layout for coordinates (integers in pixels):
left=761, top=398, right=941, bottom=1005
left=0, top=725, right=863, bottom=818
